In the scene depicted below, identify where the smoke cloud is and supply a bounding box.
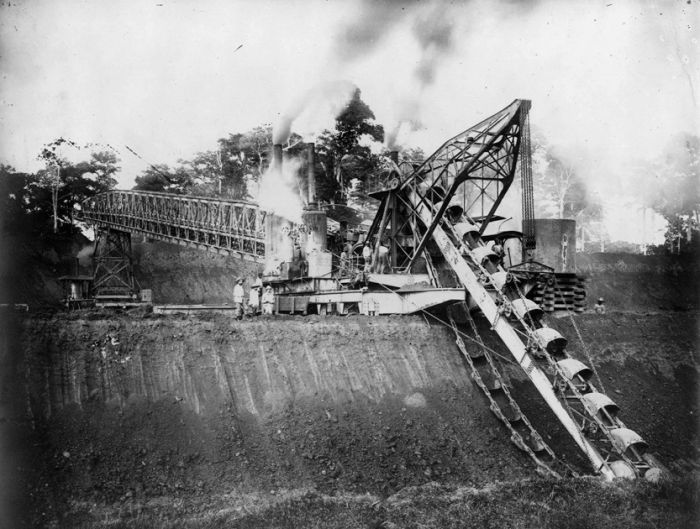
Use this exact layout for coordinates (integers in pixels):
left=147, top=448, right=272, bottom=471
left=388, top=5, right=458, bottom=148
left=330, top=1, right=458, bottom=149
left=411, top=6, right=456, bottom=86
left=273, top=80, right=357, bottom=144
left=76, top=244, right=94, bottom=267
left=331, top=0, right=414, bottom=64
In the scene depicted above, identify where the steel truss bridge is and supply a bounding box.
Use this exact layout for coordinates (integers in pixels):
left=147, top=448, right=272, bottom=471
left=80, top=190, right=267, bottom=262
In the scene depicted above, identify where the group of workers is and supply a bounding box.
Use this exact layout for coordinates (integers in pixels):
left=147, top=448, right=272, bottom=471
left=232, top=273, right=275, bottom=319
left=337, top=240, right=391, bottom=277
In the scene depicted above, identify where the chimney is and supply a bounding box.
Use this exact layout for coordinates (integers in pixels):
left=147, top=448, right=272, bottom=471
left=272, top=144, right=283, bottom=171
left=306, top=142, right=316, bottom=206
left=388, top=151, right=399, bottom=165
left=74, top=257, right=80, bottom=276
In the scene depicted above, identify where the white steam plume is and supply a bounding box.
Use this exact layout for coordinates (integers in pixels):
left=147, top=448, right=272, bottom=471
left=385, top=4, right=457, bottom=149
left=328, top=1, right=459, bottom=149
left=77, top=244, right=94, bottom=267
left=255, top=156, right=305, bottom=224
left=273, top=80, right=357, bottom=144
left=331, top=0, right=413, bottom=64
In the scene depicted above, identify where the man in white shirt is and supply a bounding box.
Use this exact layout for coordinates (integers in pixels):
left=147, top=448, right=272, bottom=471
left=233, top=279, right=245, bottom=320
left=362, top=244, right=372, bottom=272
left=262, top=285, right=275, bottom=315
left=248, top=273, right=263, bottom=316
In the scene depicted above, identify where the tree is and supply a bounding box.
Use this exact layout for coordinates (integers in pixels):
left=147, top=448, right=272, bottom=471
left=316, top=88, right=384, bottom=202
left=638, top=133, right=699, bottom=253
left=531, top=138, right=595, bottom=220
left=133, top=164, right=193, bottom=194
left=32, top=143, right=120, bottom=232
left=87, top=150, right=120, bottom=190
left=399, top=146, right=426, bottom=165
left=136, top=126, right=274, bottom=200
left=217, top=125, right=273, bottom=199
left=36, top=138, right=75, bottom=232
left=0, top=165, right=35, bottom=232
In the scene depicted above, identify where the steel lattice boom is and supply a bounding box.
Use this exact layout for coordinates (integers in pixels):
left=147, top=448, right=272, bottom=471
left=366, top=99, right=529, bottom=272
left=80, top=190, right=266, bottom=262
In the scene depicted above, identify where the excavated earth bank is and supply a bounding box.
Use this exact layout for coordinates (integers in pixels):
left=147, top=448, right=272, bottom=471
left=1, top=308, right=698, bottom=527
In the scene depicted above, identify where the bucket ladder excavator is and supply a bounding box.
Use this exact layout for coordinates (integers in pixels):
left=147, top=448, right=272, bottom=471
left=365, top=99, right=661, bottom=480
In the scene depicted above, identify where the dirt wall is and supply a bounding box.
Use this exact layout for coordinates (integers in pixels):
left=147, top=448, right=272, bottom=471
left=9, top=315, right=535, bottom=512
left=131, top=242, right=700, bottom=310
left=575, top=252, right=699, bottom=311
left=3, top=310, right=697, bottom=527
left=132, top=240, right=261, bottom=304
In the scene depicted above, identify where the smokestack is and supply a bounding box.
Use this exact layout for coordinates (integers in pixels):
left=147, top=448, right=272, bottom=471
left=388, top=151, right=399, bottom=165
left=272, top=144, right=283, bottom=171
left=306, top=143, right=316, bottom=206
left=74, top=257, right=80, bottom=276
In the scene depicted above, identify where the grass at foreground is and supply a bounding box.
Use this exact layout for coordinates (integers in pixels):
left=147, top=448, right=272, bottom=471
left=65, top=475, right=698, bottom=529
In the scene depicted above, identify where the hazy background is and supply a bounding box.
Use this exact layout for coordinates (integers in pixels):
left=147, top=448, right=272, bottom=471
left=1, top=0, right=697, bottom=242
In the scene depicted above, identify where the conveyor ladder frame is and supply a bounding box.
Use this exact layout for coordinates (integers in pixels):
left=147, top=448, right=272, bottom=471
left=447, top=308, right=574, bottom=479
left=411, top=193, right=638, bottom=480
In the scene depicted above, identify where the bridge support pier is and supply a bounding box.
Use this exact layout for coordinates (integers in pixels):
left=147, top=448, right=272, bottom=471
left=92, top=229, right=138, bottom=302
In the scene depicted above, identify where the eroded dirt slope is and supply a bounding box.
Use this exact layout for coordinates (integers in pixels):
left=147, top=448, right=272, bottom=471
left=2, top=309, right=698, bottom=527
left=132, top=240, right=261, bottom=304
left=8, top=315, right=537, bottom=522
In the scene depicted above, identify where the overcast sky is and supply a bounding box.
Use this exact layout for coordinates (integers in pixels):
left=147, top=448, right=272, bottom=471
left=1, top=0, right=697, bottom=242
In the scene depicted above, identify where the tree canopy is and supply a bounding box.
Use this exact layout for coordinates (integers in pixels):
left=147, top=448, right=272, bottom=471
left=1, top=145, right=120, bottom=236
left=315, top=88, right=384, bottom=202
left=531, top=136, right=600, bottom=221
left=637, top=132, right=700, bottom=252
left=133, top=125, right=274, bottom=200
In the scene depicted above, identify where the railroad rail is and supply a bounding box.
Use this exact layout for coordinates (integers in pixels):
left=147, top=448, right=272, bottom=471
left=79, top=190, right=266, bottom=262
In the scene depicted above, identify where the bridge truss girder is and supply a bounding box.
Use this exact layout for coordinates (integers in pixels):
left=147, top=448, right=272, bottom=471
left=80, top=190, right=266, bottom=262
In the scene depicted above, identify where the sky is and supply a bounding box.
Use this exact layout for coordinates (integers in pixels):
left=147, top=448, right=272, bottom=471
left=0, top=0, right=697, bottom=243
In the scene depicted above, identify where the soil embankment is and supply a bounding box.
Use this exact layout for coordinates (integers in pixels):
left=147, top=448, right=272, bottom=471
left=2, top=309, right=698, bottom=526
left=6, top=314, right=534, bottom=525
left=132, top=240, right=261, bottom=304
left=576, top=252, right=699, bottom=311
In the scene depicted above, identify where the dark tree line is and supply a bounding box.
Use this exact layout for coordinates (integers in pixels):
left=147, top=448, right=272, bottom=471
left=1, top=142, right=120, bottom=237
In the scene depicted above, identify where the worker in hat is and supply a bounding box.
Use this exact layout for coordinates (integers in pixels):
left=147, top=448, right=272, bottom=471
left=262, top=284, right=275, bottom=315
left=593, top=297, right=606, bottom=314
left=233, top=278, right=245, bottom=320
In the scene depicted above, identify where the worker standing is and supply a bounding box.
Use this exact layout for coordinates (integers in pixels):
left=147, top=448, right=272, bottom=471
left=339, top=249, right=349, bottom=277
left=362, top=244, right=372, bottom=272
left=248, top=274, right=262, bottom=316
left=594, top=297, right=606, bottom=314
left=376, top=241, right=390, bottom=274
left=262, top=285, right=275, bottom=315
left=233, top=278, right=245, bottom=320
